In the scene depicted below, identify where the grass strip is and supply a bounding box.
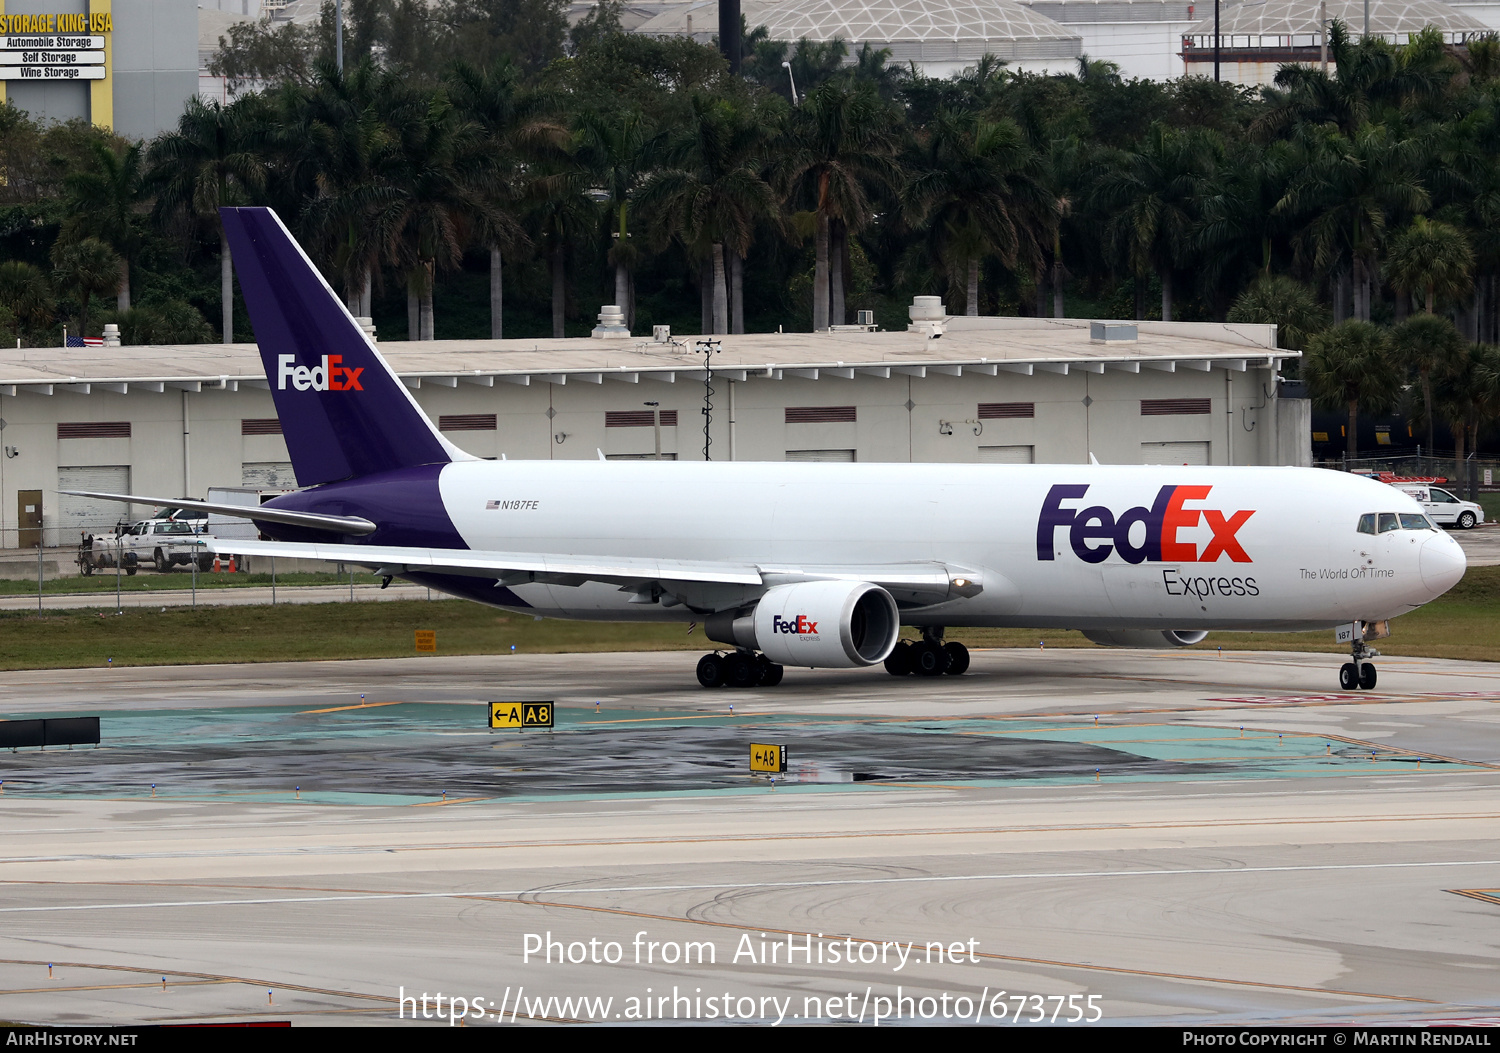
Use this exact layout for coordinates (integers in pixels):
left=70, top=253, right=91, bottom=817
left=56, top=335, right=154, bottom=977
left=0, top=567, right=1494, bottom=671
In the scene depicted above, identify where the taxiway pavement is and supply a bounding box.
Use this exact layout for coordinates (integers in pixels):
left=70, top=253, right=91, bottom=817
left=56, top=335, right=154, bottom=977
left=1, top=648, right=1497, bottom=1027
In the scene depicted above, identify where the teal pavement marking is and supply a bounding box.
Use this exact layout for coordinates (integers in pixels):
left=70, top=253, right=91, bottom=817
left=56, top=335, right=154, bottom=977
left=0, top=705, right=1488, bottom=807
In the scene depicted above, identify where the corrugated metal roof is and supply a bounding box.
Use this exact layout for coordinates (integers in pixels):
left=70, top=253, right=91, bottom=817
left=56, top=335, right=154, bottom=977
left=1181, top=0, right=1489, bottom=47
left=0, top=318, right=1286, bottom=392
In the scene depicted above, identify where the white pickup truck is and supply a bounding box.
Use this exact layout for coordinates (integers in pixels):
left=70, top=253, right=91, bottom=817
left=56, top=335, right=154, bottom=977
left=78, top=518, right=214, bottom=575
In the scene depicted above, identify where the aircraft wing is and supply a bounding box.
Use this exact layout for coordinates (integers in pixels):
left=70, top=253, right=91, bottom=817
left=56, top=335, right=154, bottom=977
left=207, top=538, right=980, bottom=604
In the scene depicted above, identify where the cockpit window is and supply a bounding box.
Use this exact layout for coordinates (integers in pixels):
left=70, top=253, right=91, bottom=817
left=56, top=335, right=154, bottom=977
left=1378, top=513, right=1400, bottom=533
left=1399, top=513, right=1436, bottom=531
left=1358, top=514, right=1377, bottom=535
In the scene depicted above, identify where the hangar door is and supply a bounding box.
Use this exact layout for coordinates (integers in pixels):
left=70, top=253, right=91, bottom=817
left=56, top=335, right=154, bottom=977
left=1141, top=441, right=1210, bottom=465
left=57, top=466, right=132, bottom=540
left=978, top=445, right=1034, bottom=463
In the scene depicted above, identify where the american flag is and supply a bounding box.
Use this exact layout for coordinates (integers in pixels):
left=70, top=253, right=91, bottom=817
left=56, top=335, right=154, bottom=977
left=66, top=336, right=104, bottom=347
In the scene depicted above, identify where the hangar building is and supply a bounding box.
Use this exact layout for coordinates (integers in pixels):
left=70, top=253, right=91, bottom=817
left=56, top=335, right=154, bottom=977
left=0, top=309, right=1308, bottom=549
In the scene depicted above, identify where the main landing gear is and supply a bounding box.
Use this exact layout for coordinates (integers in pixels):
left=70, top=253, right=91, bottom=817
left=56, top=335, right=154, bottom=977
left=1339, top=638, right=1378, bottom=691
left=697, top=651, right=784, bottom=689
left=884, top=628, right=969, bottom=678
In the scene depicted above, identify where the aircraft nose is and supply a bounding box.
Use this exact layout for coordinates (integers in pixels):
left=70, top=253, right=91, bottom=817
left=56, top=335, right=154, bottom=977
left=1419, top=533, right=1466, bottom=596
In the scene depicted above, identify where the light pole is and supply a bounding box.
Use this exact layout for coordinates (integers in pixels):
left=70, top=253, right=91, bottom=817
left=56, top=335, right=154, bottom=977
left=1213, top=0, right=1220, bottom=82
left=782, top=61, right=800, bottom=106
left=336, top=0, right=343, bottom=72
left=585, top=186, right=632, bottom=316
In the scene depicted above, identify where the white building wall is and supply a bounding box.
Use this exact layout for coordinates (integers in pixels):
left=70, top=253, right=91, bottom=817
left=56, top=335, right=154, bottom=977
left=0, top=358, right=1299, bottom=548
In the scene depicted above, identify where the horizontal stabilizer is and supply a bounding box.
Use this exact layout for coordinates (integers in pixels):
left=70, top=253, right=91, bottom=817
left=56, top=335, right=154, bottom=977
left=57, top=490, right=377, bottom=536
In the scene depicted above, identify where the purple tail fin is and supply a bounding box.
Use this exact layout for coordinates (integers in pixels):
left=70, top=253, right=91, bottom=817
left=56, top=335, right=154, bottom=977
left=220, top=207, right=460, bottom=487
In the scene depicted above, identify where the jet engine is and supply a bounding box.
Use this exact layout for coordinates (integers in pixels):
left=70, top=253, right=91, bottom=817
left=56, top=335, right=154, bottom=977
left=705, top=580, right=900, bottom=668
left=1080, top=629, right=1209, bottom=648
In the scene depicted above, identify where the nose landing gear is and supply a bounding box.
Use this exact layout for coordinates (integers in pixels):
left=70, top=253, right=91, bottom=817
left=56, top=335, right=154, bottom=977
left=1339, top=638, right=1378, bottom=691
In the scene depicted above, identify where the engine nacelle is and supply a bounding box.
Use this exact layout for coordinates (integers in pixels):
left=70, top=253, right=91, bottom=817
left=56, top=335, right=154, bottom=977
left=1081, top=629, right=1209, bottom=648
left=705, top=581, right=900, bottom=668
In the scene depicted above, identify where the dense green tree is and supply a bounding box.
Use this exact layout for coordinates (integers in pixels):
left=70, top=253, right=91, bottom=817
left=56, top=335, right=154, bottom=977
left=639, top=94, right=778, bottom=334
left=1385, top=215, right=1474, bottom=316
left=60, top=140, right=146, bottom=310
left=1093, top=123, right=1220, bottom=321
left=148, top=95, right=271, bottom=341
left=449, top=59, right=563, bottom=336
left=1393, top=314, right=1467, bottom=453
left=772, top=80, right=901, bottom=328
left=50, top=237, right=121, bottom=337
left=903, top=109, right=1054, bottom=316
left=1304, top=320, right=1401, bottom=459
left=1227, top=275, right=1327, bottom=351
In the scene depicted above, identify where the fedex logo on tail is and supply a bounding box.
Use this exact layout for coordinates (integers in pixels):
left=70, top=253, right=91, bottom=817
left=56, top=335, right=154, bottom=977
left=1037, top=484, right=1254, bottom=564
left=772, top=614, right=819, bottom=635
left=277, top=354, right=364, bottom=392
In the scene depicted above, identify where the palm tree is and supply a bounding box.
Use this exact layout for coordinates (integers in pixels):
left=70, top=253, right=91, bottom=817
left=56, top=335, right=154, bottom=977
left=371, top=88, right=499, bottom=340
left=1385, top=215, right=1474, bottom=317
left=639, top=94, right=778, bottom=335
left=50, top=237, right=121, bottom=337
left=1092, top=123, right=1219, bottom=321
left=0, top=262, right=55, bottom=342
left=903, top=109, right=1054, bottom=317
left=1430, top=342, right=1500, bottom=480
left=1196, top=140, right=1297, bottom=312
left=278, top=61, right=402, bottom=320
left=1227, top=274, right=1328, bottom=351
left=450, top=60, right=563, bottom=338
left=1275, top=123, right=1427, bottom=322
left=1303, top=320, right=1401, bottom=460
left=575, top=108, right=653, bottom=330
left=148, top=95, right=270, bottom=342
left=1391, top=313, right=1466, bottom=454
left=61, top=140, right=144, bottom=311
left=772, top=80, right=901, bottom=328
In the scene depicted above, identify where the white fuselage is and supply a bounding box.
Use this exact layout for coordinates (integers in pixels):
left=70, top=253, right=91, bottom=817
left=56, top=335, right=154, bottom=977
left=433, top=461, right=1466, bottom=632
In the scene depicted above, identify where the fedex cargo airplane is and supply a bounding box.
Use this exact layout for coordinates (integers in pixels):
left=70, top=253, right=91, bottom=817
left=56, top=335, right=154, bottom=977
left=67, top=208, right=1467, bottom=691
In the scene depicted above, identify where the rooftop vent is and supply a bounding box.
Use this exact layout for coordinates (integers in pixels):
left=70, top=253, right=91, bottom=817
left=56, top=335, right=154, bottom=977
left=908, top=295, right=946, bottom=337
left=592, top=305, right=630, bottom=339
left=1090, top=322, right=1137, bottom=343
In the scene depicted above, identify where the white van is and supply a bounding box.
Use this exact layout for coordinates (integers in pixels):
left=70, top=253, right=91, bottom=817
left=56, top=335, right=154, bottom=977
left=1395, top=484, right=1485, bottom=529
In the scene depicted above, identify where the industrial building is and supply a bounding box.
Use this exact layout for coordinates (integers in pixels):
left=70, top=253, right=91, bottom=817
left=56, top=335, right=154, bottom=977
left=0, top=0, right=198, bottom=140
left=0, top=309, right=1309, bottom=549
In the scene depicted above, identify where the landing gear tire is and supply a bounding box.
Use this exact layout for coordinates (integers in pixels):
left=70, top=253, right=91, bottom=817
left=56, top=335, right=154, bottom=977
left=756, top=655, right=784, bottom=687
left=1359, top=663, right=1377, bottom=690
left=942, top=641, right=970, bottom=676
left=1339, top=663, right=1358, bottom=690
left=1458, top=511, right=1477, bottom=529
left=914, top=640, right=950, bottom=677
left=884, top=641, right=914, bottom=676
left=697, top=653, right=726, bottom=688
left=724, top=651, right=758, bottom=689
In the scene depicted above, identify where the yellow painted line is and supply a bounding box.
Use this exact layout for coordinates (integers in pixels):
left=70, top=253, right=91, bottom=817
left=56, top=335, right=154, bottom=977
left=0, top=957, right=395, bottom=1004
left=1447, top=889, right=1500, bottom=906
left=580, top=713, right=774, bottom=725
left=409, top=797, right=493, bottom=808
left=0, top=979, right=234, bottom=995
left=300, top=701, right=405, bottom=715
